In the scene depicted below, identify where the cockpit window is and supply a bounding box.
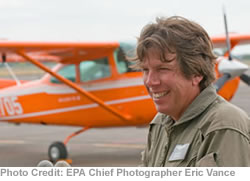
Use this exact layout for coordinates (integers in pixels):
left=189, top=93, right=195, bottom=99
left=80, top=57, right=110, bottom=82
left=50, top=64, right=76, bottom=83
left=114, top=42, right=137, bottom=73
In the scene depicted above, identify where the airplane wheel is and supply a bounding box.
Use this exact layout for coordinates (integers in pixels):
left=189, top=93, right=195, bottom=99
left=48, top=141, right=68, bottom=162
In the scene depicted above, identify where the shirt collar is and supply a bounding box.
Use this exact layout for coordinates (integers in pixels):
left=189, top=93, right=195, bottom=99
left=150, top=84, right=218, bottom=126
left=175, top=84, right=218, bottom=125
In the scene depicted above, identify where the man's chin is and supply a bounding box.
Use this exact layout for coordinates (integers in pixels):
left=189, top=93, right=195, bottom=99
left=155, top=106, right=169, bottom=115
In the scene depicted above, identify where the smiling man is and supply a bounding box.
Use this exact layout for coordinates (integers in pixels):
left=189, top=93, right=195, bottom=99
left=133, top=16, right=250, bottom=166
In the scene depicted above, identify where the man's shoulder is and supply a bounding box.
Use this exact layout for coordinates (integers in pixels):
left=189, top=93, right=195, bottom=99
left=202, top=96, right=249, bottom=136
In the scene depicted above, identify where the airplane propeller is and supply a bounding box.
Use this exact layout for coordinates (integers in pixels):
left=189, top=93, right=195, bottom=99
left=214, top=73, right=230, bottom=92
left=223, top=6, right=232, bottom=61
left=214, top=7, right=250, bottom=91
left=240, top=74, right=250, bottom=86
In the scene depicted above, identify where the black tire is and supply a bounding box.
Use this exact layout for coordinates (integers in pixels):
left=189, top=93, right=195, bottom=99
left=48, top=141, right=68, bottom=162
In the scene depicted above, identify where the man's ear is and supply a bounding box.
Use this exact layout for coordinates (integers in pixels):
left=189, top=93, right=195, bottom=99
left=192, top=75, right=203, bottom=86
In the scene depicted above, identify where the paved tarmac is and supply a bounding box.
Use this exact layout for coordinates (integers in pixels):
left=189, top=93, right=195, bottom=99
left=0, top=124, right=148, bottom=167
left=0, top=82, right=249, bottom=167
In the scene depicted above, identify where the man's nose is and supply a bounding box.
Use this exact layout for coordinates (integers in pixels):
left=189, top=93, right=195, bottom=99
left=144, top=71, right=160, bottom=86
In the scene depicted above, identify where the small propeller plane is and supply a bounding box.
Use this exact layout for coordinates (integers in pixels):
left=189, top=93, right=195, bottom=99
left=0, top=32, right=250, bottom=162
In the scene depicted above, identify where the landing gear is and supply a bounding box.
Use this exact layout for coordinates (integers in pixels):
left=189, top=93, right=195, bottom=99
left=48, top=127, right=90, bottom=163
left=48, top=141, right=67, bottom=162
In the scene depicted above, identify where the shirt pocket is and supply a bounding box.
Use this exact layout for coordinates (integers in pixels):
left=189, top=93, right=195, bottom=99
left=175, top=129, right=204, bottom=167
left=195, top=152, right=218, bottom=167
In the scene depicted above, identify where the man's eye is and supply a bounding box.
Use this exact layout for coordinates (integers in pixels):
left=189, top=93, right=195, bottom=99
left=159, top=68, right=169, bottom=71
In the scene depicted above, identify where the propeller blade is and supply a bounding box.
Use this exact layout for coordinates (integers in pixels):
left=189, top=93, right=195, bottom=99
left=220, top=6, right=250, bottom=88
left=240, top=73, right=250, bottom=86
left=214, top=73, right=231, bottom=92
left=223, top=6, right=232, bottom=61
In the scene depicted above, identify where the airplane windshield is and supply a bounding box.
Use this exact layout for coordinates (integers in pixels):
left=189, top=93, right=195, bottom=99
left=80, top=57, right=110, bottom=82
left=114, top=42, right=137, bottom=73
left=50, top=64, right=76, bottom=83
left=50, top=57, right=111, bottom=84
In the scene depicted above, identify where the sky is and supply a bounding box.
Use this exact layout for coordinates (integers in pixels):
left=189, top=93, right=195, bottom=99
left=0, top=0, right=250, bottom=53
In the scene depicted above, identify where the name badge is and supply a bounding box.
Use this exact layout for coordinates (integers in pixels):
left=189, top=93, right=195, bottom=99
left=168, top=143, right=190, bottom=161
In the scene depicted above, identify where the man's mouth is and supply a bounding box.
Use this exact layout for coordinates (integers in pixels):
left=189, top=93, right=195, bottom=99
left=151, top=91, right=169, bottom=99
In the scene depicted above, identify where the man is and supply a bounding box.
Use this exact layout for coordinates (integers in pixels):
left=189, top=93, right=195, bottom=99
left=132, top=16, right=250, bottom=166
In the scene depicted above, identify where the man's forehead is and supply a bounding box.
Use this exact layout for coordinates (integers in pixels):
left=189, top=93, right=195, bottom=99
left=142, top=48, right=176, bottom=65
left=143, top=47, right=176, bottom=61
left=164, top=50, right=176, bottom=60
left=141, top=57, right=177, bottom=69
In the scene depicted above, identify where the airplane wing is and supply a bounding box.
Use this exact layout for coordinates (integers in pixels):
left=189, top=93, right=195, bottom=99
left=0, top=41, right=119, bottom=64
left=211, top=33, right=250, bottom=49
left=0, top=41, right=132, bottom=123
left=2, top=35, right=250, bottom=63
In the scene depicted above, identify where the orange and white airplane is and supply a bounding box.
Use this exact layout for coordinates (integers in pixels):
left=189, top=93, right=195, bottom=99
left=0, top=34, right=249, bottom=162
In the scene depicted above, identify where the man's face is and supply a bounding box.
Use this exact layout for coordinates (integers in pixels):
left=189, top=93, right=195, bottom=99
left=141, top=48, right=201, bottom=120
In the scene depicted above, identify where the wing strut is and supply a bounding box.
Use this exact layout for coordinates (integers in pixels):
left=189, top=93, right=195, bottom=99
left=2, top=53, right=22, bottom=86
left=16, top=50, right=132, bottom=123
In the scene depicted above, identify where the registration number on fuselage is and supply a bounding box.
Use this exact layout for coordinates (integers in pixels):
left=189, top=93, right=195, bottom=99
left=0, top=96, right=23, bottom=116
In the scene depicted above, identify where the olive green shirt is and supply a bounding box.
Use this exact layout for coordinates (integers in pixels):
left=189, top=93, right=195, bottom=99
left=142, top=85, right=250, bottom=167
